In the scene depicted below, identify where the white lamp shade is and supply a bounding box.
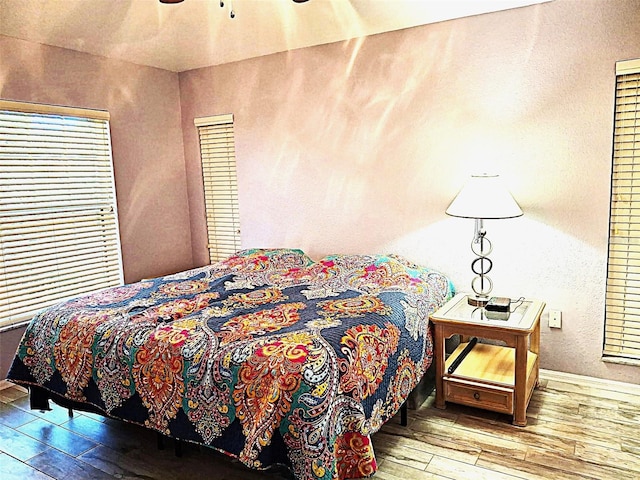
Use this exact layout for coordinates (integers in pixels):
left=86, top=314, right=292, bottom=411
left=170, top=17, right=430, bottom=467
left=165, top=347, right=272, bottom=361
left=446, top=174, right=523, bottom=219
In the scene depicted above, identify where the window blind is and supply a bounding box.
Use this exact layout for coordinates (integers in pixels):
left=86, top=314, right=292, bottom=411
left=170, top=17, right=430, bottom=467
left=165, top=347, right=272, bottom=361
left=604, top=59, right=640, bottom=360
left=194, top=114, right=241, bottom=263
left=0, top=100, right=123, bottom=328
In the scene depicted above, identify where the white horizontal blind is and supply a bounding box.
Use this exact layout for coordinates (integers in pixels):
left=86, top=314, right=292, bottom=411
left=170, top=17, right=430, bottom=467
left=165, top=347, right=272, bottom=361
left=194, top=114, right=240, bottom=263
left=0, top=100, right=123, bottom=327
left=604, top=59, right=640, bottom=360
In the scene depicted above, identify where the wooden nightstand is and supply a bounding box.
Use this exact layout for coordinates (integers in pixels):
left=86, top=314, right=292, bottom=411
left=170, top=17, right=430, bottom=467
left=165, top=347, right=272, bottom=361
left=430, top=293, right=546, bottom=426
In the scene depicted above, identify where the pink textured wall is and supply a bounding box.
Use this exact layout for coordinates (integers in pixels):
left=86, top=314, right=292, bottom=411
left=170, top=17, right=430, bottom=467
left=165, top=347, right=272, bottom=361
left=180, top=0, right=640, bottom=384
left=0, top=36, right=193, bottom=282
left=1, top=0, right=639, bottom=383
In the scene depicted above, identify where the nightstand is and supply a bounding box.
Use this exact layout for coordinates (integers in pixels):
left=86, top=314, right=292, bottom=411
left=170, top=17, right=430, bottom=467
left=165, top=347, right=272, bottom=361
left=430, top=293, right=546, bottom=426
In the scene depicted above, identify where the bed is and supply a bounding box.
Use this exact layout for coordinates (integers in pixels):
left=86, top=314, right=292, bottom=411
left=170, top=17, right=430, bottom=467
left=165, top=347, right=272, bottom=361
left=7, top=248, right=453, bottom=479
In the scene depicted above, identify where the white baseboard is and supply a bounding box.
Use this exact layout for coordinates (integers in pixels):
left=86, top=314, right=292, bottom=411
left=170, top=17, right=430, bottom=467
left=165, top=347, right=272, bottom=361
left=0, top=379, right=14, bottom=391
left=540, top=369, right=640, bottom=397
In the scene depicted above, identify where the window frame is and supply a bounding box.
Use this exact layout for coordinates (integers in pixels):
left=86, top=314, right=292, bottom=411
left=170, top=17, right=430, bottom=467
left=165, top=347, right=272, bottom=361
left=603, top=59, right=640, bottom=363
left=194, top=113, right=241, bottom=263
left=0, top=99, right=124, bottom=328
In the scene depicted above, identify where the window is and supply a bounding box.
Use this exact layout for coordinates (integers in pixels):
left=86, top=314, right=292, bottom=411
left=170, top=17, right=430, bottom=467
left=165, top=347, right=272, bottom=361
left=604, top=59, right=640, bottom=361
left=0, top=100, right=123, bottom=328
left=194, top=114, right=241, bottom=263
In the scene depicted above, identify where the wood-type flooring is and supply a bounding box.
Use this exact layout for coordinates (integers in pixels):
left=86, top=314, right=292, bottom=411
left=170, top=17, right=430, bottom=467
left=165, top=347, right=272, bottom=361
left=0, top=376, right=638, bottom=479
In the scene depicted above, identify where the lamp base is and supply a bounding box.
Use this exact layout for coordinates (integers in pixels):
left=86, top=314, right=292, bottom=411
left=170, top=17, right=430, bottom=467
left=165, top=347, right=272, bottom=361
left=467, top=295, right=489, bottom=307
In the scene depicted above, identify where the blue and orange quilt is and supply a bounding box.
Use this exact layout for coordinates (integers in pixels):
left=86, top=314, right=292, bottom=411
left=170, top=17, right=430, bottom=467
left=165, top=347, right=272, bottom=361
left=8, top=249, right=453, bottom=479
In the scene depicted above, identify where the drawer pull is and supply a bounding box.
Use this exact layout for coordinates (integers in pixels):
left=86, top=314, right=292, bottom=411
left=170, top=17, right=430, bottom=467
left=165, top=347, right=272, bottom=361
left=473, top=392, right=480, bottom=400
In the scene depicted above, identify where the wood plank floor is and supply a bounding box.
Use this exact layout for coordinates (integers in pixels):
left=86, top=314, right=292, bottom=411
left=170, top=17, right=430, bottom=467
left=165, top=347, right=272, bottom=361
left=0, top=377, right=639, bottom=479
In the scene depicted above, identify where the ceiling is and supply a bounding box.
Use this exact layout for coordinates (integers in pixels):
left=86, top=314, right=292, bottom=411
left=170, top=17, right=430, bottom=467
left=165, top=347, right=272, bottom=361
left=0, top=0, right=548, bottom=72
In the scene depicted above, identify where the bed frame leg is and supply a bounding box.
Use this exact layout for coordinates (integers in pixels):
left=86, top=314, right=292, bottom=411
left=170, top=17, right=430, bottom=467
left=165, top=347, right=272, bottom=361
left=157, top=433, right=165, bottom=450
left=174, top=439, right=183, bottom=457
left=68, top=408, right=73, bottom=417
left=400, top=401, right=407, bottom=426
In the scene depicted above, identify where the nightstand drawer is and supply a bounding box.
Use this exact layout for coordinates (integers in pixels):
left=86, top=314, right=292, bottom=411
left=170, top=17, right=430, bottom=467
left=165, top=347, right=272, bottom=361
left=444, top=378, right=513, bottom=414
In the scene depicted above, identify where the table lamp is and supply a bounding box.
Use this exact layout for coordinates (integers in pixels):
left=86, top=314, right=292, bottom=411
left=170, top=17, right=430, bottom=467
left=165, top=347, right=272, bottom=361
left=446, top=174, right=523, bottom=306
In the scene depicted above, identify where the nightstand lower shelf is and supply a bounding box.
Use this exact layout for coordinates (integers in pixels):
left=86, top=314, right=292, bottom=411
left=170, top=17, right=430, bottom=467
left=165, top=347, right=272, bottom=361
left=443, top=342, right=538, bottom=418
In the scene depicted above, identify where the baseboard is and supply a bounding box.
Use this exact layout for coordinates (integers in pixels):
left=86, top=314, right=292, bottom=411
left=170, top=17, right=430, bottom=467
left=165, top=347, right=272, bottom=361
left=540, top=369, right=640, bottom=397
left=0, top=379, right=14, bottom=391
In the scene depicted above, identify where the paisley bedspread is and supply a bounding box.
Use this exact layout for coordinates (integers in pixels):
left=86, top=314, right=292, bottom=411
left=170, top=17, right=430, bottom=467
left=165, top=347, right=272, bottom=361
left=8, top=249, right=453, bottom=479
